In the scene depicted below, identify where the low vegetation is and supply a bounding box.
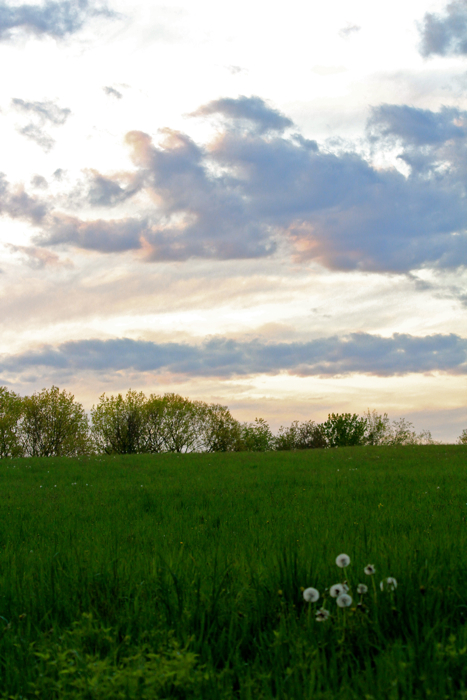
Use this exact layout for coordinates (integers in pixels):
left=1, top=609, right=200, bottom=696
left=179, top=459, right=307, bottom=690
left=2, top=385, right=464, bottom=458
left=0, top=446, right=467, bottom=698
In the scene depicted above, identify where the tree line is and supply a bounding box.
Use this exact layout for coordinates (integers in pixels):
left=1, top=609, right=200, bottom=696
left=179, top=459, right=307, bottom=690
left=0, top=385, right=466, bottom=459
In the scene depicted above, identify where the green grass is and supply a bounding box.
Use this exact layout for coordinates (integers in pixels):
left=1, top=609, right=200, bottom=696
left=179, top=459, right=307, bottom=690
left=1, top=445, right=467, bottom=699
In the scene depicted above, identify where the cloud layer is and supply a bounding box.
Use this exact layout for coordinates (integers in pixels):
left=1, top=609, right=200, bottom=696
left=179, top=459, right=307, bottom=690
left=1, top=333, right=466, bottom=379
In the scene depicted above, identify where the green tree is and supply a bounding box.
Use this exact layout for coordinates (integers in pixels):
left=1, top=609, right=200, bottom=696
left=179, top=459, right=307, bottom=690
left=0, top=386, right=24, bottom=458
left=91, top=389, right=147, bottom=454
left=150, top=393, right=204, bottom=453
left=200, top=403, right=241, bottom=452
left=236, top=417, right=273, bottom=452
left=275, top=419, right=328, bottom=450
left=321, top=413, right=367, bottom=448
left=458, top=429, right=467, bottom=445
left=21, top=386, right=91, bottom=457
left=363, top=409, right=391, bottom=445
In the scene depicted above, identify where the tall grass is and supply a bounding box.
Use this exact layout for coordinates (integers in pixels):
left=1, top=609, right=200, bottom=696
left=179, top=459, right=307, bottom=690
left=1, top=445, right=467, bottom=698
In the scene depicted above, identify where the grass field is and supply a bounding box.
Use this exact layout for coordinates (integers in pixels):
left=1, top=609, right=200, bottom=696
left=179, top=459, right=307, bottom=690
left=1, top=445, right=467, bottom=699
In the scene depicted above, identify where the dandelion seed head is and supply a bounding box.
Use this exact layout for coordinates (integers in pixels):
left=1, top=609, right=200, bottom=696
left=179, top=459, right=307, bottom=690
left=336, top=593, right=352, bottom=608
left=315, top=608, right=330, bottom=621
left=380, top=577, right=397, bottom=591
left=335, top=553, right=351, bottom=568
left=303, top=587, right=320, bottom=603
left=357, top=584, right=368, bottom=594
left=330, top=583, right=346, bottom=598
left=364, top=564, right=376, bottom=575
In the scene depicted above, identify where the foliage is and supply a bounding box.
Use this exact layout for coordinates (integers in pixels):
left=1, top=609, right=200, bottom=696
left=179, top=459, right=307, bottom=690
left=457, top=428, right=467, bottom=445
left=148, top=393, right=204, bottom=453
left=90, top=389, right=147, bottom=455
left=0, top=386, right=23, bottom=458
left=198, top=403, right=241, bottom=452
left=275, top=420, right=327, bottom=450
left=20, top=386, right=91, bottom=457
left=236, top=417, right=273, bottom=451
left=322, top=412, right=367, bottom=447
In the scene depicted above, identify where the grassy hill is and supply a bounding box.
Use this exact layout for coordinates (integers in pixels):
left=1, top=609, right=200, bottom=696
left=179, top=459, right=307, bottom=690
left=1, top=446, right=466, bottom=698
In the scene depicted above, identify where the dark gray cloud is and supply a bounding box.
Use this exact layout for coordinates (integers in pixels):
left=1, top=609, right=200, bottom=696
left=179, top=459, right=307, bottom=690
left=190, top=96, right=294, bottom=134
left=1, top=332, right=466, bottom=378
left=419, top=0, right=467, bottom=57
left=32, top=97, right=467, bottom=271
left=12, top=98, right=71, bottom=151
left=0, top=0, right=116, bottom=40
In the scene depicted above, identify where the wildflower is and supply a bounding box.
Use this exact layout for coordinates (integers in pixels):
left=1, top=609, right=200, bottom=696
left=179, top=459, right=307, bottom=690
left=335, top=553, right=351, bottom=568
left=357, top=584, right=368, bottom=594
left=330, top=583, right=346, bottom=598
left=315, top=608, right=330, bottom=621
left=336, top=593, right=352, bottom=608
left=380, top=577, right=397, bottom=591
left=364, top=564, right=376, bottom=575
left=303, top=587, right=320, bottom=603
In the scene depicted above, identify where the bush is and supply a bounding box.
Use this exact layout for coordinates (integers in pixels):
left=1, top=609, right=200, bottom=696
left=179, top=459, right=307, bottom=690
left=21, top=386, right=91, bottom=457
left=91, top=390, right=147, bottom=454
left=322, top=413, right=367, bottom=447
left=144, top=393, right=205, bottom=454
left=0, top=386, right=24, bottom=458
left=236, top=417, right=273, bottom=452
left=274, top=420, right=327, bottom=450
left=199, top=403, right=241, bottom=452
left=457, top=429, right=467, bottom=445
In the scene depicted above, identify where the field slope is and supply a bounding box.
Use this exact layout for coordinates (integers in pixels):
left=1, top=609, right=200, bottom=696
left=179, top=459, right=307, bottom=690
left=1, top=446, right=467, bottom=699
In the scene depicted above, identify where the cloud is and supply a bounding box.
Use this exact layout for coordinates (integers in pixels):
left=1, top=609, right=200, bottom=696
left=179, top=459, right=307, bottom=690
left=190, top=95, right=294, bottom=134
left=39, top=214, right=148, bottom=253
left=103, top=86, right=122, bottom=99
left=7, top=244, right=72, bottom=269
left=12, top=98, right=71, bottom=151
left=419, top=0, right=467, bottom=57
left=1, top=332, right=466, bottom=379
left=0, top=174, right=47, bottom=223
left=31, top=174, right=48, bottom=189
left=339, top=23, right=361, bottom=39
left=29, top=97, right=467, bottom=272
left=368, top=104, right=467, bottom=146
left=0, top=0, right=116, bottom=40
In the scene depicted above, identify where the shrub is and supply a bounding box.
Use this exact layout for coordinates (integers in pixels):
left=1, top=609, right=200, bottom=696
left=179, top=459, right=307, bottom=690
left=458, top=429, right=467, bottom=445
left=274, top=420, right=327, bottom=450
left=236, top=417, right=273, bottom=452
left=321, top=413, right=367, bottom=447
left=91, top=389, right=147, bottom=454
left=21, top=386, right=91, bottom=457
left=0, top=386, right=24, bottom=458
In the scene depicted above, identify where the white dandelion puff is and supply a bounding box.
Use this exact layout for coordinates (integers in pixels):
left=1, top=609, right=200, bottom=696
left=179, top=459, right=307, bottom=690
left=380, top=577, right=397, bottom=591
left=330, top=583, right=346, bottom=598
left=336, top=553, right=351, bottom=568
left=357, top=584, right=368, bottom=594
left=303, top=587, right=320, bottom=603
left=315, top=608, right=330, bottom=621
left=364, top=564, right=376, bottom=575
left=336, top=593, right=352, bottom=608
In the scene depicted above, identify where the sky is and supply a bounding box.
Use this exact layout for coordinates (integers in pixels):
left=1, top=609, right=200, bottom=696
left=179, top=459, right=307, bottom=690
left=0, top=0, right=466, bottom=441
